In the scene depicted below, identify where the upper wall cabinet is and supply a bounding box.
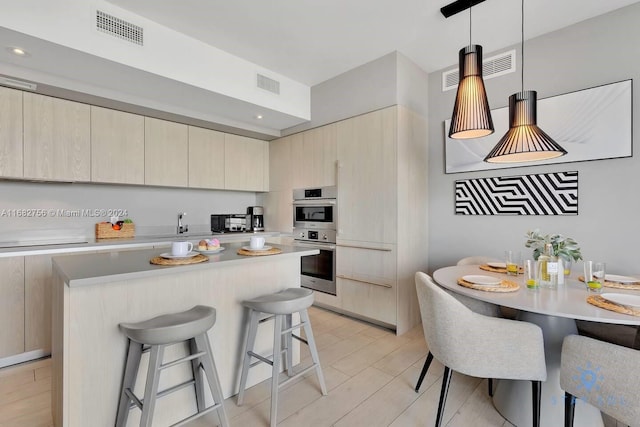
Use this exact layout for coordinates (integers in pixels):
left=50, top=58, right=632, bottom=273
left=188, top=126, right=225, bottom=189
left=337, top=107, right=397, bottom=244
left=0, top=87, right=23, bottom=178
left=144, top=117, right=189, bottom=187
left=224, top=134, right=269, bottom=191
left=295, top=123, right=337, bottom=188
left=23, top=93, right=90, bottom=181
left=91, top=107, right=145, bottom=185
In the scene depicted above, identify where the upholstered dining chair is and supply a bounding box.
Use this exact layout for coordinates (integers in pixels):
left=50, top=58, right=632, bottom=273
left=414, top=259, right=500, bottom=394
left=415, top=272, right=547, bottom=427
left=560, top=334, right=640, bottom=427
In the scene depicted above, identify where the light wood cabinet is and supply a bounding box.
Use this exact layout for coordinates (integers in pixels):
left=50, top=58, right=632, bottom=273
left=224, top=134, right=269, bottom=191
left=24, top=255, right=53, bottom=353
left=91, top=106, right=145, bottom=184
left=23, top=93, right=90, bottom=181
left=0, top=86, right=23, bottom=178
left=0, top=257, right=25, bottom=358
left=188, top=126, right=225, bottom=189
left=336, top=244, right=397, bottom=325
left=144, top=117, right=188, bottom=187
left=296, top=123, right=337, bottom=188
left=269, top=134, right=294, bottom=192
left=337, top=107, right=397, bottom=244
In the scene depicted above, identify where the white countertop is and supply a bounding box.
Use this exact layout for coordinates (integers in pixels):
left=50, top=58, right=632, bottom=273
left=52, top=242, right=317, bottom=287
left=0, top=230, right=281, bottom=258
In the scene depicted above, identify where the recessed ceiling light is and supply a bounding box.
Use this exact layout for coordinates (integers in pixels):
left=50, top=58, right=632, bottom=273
left=6, top=47, right=30, bottom=57
left=255, top=115, right=263, bottom=120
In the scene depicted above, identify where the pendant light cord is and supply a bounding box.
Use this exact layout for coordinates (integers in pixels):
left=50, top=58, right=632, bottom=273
left=469, top=1, right=472, bottom=46
left=521, top=0, right=525, bottom=92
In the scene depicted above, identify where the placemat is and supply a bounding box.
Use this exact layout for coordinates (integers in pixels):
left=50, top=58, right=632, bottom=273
left=237, top=247, right=283, bottom=256
left=587, top=295, right=640, bottom=317
left=577, top=276, right=640, bottom=290
left=150, top=254, right=209, bottom=266
left=457, top=278, right=520, bottom=293
left=479, top=264, right=524, bottom=274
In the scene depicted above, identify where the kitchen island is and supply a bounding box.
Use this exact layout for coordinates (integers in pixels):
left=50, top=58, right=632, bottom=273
left=51, top=243, right=318, bottom=427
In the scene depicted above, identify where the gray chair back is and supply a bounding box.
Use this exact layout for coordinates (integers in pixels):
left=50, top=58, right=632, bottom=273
left=561, top=334, right=640, bottom=426
left=415, top=271, right=546, bottom=381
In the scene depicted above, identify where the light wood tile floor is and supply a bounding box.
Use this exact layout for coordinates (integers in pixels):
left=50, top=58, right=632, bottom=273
left=0, top=306, right=621, bottom=426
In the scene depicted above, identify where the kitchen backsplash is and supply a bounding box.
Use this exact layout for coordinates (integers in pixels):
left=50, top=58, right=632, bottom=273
left=0, top=181, right=257, bottom=243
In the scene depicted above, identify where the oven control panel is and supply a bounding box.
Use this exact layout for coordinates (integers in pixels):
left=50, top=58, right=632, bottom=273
left=293, top=227, right=336, bottom=244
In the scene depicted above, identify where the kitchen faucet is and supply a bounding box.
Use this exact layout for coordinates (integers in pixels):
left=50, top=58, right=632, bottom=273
left=177, top=212, right=188, bottom=234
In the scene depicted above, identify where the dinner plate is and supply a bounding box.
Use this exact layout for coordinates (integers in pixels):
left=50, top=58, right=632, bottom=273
left=195, top=247, right=225, bottom=255
left=160, top=251, right=199, bottom=259
left=241, top=245, right=273, bottom=252
left=486, top=262, right=507, bottom=268
left=462, top=275, right=501, bottom=286
left=605, top=274, right=639, bottom=284
left=601, top=293, right=640, bottom=309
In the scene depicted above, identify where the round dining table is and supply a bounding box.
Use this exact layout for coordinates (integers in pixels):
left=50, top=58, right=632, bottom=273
left=433, top=264, right=640, bottom=427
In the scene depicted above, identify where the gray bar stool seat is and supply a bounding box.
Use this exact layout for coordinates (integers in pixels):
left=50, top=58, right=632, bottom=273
left=237, top=288, right=327, bottom=426
left=115, top=305, right=230, bottom=427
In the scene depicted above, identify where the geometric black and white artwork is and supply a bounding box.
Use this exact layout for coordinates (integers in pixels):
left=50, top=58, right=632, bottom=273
left=445, top=79, right=632, bottom=173
left=455, top=171, right=578, bottom=215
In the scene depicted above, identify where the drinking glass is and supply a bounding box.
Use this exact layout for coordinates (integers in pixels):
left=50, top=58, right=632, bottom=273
left=505, top=250, right=521, bottom=276
left=524, top=259, right=538, bottom=291
left=583, top=261, right=606, bottom=293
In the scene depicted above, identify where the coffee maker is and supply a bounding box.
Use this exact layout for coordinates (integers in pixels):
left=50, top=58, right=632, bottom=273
left=246, top=206, right=264, bottom=232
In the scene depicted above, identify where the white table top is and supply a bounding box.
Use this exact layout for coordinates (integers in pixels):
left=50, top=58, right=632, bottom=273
left=432, top=265, right=640, bottom=326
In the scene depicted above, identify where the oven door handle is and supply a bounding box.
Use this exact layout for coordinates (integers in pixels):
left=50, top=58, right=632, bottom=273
left=294, top=241, right=336, bottom=250
left=292, top=199, right=336, bottom=206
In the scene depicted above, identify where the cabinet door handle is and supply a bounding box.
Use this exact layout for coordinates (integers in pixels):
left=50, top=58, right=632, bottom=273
left=335, top=243, right=392, bottom=252
left=336, top=274, right=393, bottom=288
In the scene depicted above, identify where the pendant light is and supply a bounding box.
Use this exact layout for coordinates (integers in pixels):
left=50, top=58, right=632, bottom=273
left=484, top=0, right=566, bottom=163
left=448, top=1, right=494, bottom=139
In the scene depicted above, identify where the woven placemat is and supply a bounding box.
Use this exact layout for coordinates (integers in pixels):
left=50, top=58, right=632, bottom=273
left=237, top=247, right=282, bottom=256
left=457, top=278, right=520, bottom=293
left=577, top=275, right=640, bottom=290
left=587, top=295, right=640, bottom=317
left=150, top=254, right=209, bottom=266
left=479, top=264, right=524, bottom=274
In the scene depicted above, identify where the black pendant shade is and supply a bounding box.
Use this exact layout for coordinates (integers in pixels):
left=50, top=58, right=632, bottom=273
left=484, top=91, right=567, bottom=163
left=448, top=45, right=494, bottom=139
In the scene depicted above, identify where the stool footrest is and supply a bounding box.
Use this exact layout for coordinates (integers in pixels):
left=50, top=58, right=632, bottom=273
left=248, top=350, right=273, bottom=366
left=170, top=402, right=224, bottom=427
left=160, top=351, right=206, bottom=371
left=280, top=321, right=306, bottom=335
left=292, top=334, right=308, bottom=346
left=126, top=379, right=197, bottom=410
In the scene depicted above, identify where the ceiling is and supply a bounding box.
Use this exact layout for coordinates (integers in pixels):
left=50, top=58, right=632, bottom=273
left=2, top=0, right=638, bottom=139
left=105, top=0, right=640, bottom=86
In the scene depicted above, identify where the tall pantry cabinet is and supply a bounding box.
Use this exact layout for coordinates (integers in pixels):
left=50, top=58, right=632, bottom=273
left=267, top=105, right=427, bottom=335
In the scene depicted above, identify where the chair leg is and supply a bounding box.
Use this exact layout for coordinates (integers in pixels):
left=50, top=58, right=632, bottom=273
left=564, top=391, right=576, bottom=427
left=415, top=351, right=434, bottom=393
left=195, top=332, right=230, bottom=427
left=283, top=313, right=294, bottom=376
left=140, top=344, right=164, bottom=427
left=488, top=378, right=494, bottom=397
left=532, top=380, right=542, bottom=427
left=237, top=309, right=260, bottom=406
left=435, top=367, right=452, bottom=427
left=115, top=340, right=143, bottom=427
left=270, top=315, right=283, bottom=427
left=189, top=338, right=205, bottom=413
left=300, top=308, right=327, bottom=395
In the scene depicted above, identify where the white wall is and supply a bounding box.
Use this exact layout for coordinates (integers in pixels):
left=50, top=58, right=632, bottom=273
left=427, top=3, right=640, bottom=275
left=0, top=181, right=256, bottom=243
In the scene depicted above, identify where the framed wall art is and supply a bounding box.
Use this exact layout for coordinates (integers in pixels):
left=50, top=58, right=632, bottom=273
left=455, top=171, right=578, bottom=215
left=444, top=79, right=632, bottom=174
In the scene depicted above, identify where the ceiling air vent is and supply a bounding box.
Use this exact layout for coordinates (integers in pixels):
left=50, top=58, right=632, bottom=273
left=442, top=49, right=516, bottom=91
left=257, top=74, right=280, bottom=95
left=96, top=10, right=144, bottom=46
left=0, top=76, right=37, bottom=91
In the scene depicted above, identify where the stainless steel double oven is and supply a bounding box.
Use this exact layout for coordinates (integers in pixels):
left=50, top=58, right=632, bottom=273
left=293, top=186, right=337, bottom=295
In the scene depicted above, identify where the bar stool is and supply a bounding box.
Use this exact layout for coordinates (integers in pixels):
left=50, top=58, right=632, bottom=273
left=237, top=288, right=327, bottom=426
left=115, top=305, right=230, bottom=427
